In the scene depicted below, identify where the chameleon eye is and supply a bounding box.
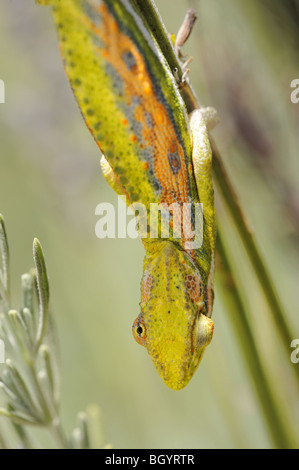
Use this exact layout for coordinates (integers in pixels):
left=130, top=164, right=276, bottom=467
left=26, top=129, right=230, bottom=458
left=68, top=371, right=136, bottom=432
left=132, top=316, right=147, bottom=347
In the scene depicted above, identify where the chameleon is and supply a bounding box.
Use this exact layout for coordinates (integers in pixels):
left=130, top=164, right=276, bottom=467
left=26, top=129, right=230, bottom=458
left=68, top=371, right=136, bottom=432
left=37, top=0, right=217, bottom=390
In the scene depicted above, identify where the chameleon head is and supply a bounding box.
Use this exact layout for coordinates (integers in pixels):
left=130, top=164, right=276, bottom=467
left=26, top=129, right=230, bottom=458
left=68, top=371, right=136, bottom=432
left=132, top=242, right=214, bottom=390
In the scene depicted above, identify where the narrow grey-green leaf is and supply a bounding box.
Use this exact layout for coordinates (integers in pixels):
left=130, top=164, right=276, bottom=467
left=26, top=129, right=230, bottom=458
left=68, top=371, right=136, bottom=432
left=21, top=273, right=35, bottom=316
left=7, top=310, right=32, bottom=357
left=33, top=238, right=49, bottom=350
left=21, top=308, right=35, bottom=345
left=0, top=407, right=42, bottom=426
left=0, top=215, right=10, bottom=307
left=5, top=359, right=42, bottom=420
left=71, top=427, right=82, bottom=449
left=85, top=404, right=106, bottom=449
left=77, top=412, right=89, bottom=449
left=39, top=344, right=59, bottom=409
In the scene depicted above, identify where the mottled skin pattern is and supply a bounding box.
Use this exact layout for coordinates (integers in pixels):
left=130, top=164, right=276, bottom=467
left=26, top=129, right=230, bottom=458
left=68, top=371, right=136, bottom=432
left=38, top=0, right=217, bottom=390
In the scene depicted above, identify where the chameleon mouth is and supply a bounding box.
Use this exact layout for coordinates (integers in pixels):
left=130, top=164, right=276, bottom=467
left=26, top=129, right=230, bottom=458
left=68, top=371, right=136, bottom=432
left=147, top=338, right=194, bottom=390
left=148, top=313, right=214, bottom=391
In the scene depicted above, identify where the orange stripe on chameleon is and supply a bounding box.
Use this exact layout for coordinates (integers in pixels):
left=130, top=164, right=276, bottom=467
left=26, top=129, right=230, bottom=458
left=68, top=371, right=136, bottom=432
left=96, top=5, right=192, bottom=209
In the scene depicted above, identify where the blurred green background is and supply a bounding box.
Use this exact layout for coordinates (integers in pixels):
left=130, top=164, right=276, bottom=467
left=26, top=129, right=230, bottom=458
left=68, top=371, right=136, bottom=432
left=0, top=0, right=298, bottom=448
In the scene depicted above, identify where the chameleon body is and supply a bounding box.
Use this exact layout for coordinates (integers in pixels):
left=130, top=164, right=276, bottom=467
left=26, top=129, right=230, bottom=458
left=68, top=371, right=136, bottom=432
left=38, top=0, right=217, bottom=390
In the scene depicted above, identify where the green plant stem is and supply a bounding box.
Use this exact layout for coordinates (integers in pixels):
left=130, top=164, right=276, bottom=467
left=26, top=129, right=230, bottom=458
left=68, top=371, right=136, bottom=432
left=216, top=229, right=296, bottom=448
left=11, top=419, right=34, bottom=449
left=135, top=0, right=296, bottom=374
left=0, top=426, right=8, bottom=449
left=211, top=139, right=295, bottom=367
left=134, top=0, right=200, bottom=111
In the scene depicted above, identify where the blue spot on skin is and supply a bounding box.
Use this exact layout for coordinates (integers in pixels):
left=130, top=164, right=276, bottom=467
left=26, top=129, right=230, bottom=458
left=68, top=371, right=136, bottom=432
left=168, top=150, right=181, bottom=174
left=105, top=62, right=124, bottom=95
left=122, top=50, right=137, bottom=71
left=140, top=146, right=162, bottom=194
left=144, top=111, right=153, bottom=129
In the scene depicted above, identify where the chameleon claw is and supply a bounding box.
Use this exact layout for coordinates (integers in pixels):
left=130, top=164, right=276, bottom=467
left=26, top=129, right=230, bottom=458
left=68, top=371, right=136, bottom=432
left=178, top=57, right=193, bottom=88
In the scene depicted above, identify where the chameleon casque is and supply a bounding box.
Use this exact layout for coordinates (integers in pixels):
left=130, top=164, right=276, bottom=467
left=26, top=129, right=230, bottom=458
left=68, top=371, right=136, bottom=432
left=38, top=0, right=217, bottom=390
